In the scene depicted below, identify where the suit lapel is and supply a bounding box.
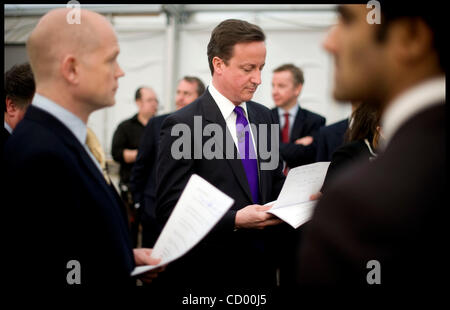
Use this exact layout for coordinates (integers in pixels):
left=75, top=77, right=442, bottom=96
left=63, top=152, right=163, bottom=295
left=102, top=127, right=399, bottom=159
left=290, top=106, right=305, bottom=142
left=272, top=108, right=280, bottom=124
left=202, top=91, right=254, bottom=203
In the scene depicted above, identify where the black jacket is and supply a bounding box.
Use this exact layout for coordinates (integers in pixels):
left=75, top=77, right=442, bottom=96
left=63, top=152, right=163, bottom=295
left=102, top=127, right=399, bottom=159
left=4, top=106, right=135, bottom=286
left=271, top=106, right=326, bottom=168
left=155, top=89, right=286, bottom=287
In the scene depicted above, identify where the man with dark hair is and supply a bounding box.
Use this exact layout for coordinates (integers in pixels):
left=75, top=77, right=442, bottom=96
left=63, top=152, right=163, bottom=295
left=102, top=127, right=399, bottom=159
left=130, top=76, right=205, bottom=249
left=111, top=86, right=158, bottom=246
left=271, top=63, right=326, bottom=172
left=2, top=62, right=35, bottom=148
left=297, top=3, right=445, bottom=285
left=155, top=19, right=286, bottom=287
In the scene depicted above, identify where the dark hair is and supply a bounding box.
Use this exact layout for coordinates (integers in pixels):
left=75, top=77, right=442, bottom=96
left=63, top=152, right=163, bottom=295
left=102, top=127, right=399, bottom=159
left=207, top=19, right=265, bottom=75
left=376, top=1, right=444, bottom=70
left=344, top=101, right=382, bottom=148
left=134, top=87, right=144, bottom=101
left=183, top=76, right=205, bottom=97
left=273, top=63, right=305, bottom=86
left=4, top=62, right=35, bottom=111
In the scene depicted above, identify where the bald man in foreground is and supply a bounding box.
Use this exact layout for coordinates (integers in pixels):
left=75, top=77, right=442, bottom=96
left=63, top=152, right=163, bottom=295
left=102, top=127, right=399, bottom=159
left=3, top=9, right=163, bottom=286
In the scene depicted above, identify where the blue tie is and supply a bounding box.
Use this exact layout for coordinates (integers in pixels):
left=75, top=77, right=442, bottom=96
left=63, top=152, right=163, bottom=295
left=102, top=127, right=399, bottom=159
left=234, top=106, right=260, bottom=204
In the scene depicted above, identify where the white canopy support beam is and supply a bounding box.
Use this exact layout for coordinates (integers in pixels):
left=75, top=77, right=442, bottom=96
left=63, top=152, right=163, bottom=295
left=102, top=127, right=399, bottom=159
left=4, top=4, right=163, bottom=17
left=162, top=5, right=186, bottom=112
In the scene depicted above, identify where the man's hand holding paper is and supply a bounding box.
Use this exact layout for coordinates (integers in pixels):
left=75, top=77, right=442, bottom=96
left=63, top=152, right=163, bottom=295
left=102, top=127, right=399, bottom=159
left=131, top=174, right=234, bottom=276
left=235, top=204, right=283, bottom=230
left=266, top=162, right=331, bottom=229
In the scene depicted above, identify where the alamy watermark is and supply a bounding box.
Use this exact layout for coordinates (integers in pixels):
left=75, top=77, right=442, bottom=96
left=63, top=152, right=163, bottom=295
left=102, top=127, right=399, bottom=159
left=66, top=0, right=81, bottom=24
left=170, top=116, right=280, bottom=171
left=367, top=0, right=381, bottom=24
left=66, top=259, right=81, bottom=284
left=366, top=259, right=381, bottom=284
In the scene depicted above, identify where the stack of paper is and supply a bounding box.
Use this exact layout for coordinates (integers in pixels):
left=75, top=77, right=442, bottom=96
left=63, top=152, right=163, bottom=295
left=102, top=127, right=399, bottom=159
left=267, top=162, right=330, bottom=229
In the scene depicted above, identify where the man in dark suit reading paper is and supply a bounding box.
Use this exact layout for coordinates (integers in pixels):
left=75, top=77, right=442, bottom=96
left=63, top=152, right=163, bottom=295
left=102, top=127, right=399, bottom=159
left=155, top=19, right=286, bottom=288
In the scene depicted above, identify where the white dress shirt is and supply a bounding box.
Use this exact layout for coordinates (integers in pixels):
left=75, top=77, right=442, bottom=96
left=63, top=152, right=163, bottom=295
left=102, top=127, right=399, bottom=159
left=208, top=81, right=258, bottom=156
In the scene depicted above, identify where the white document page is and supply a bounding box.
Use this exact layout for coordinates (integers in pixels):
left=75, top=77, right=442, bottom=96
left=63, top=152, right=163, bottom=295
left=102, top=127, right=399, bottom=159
left=131, top=174, right=234, bottom=276
left=267, top=162, right=330, bottom=229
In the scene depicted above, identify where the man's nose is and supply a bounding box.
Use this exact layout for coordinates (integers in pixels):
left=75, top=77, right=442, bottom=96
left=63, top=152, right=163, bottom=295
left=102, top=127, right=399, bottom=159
left=251, top=69, right=262, bottom=85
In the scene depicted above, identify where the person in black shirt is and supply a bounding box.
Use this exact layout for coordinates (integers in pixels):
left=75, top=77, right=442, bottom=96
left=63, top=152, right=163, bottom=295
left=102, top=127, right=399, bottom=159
left=111, top=86, right=158, bottom=246
left=3, top=62, right=35, bottom=150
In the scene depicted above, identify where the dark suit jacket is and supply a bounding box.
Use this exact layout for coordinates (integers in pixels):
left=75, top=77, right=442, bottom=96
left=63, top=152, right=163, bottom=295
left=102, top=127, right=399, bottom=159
left=271, top=106, right=326, bottom=168
left=321, top=139, right=373, bottom=193
left=155, top=89, right=286, bottom=287
left=315, top=118, right=349, bottom=162
left=1, top=126, right=11, bottom=152
left=130, top=113, right=169, bottom=218
left=297, top=103, right=446, bottom=286
left=3, top=106, right=135, bottom=286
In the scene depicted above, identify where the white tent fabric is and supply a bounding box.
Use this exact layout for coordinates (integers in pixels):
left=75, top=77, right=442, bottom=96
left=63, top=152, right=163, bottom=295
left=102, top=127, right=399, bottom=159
left=4, top=6, right=351, bottom=155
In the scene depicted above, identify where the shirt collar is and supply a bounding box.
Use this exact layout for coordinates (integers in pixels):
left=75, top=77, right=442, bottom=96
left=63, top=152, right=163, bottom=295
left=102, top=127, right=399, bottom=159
left=208, top=80, right=249, bottom=119
left=380, top=75, right=445, bottom=150
left=4, top=121, right=13, bottom=134
left=278, top=103, right=299, bottom=119
left=32, top=93, right=87, bottom=146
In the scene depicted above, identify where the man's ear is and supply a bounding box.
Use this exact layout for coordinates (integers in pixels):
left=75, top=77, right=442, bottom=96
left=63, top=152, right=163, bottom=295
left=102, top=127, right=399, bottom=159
left=5, top=97, right=17, bottom=115
left=60, top=54, right=79, bottom=84
left=212, top=56, right=224, bottom=75
left=391, top=18, right=434, bottom=65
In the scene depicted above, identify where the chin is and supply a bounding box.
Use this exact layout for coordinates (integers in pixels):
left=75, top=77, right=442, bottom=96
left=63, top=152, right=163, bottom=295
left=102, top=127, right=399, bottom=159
left=242, top=95, right=254, bottom=102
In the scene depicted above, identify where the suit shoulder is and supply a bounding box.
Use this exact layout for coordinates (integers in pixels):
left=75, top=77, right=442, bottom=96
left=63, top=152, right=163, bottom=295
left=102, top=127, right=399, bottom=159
left=300, top=107, right=326, bottom=122
left=247, top=101, right=273, bottom=116
left=321, top=118, right=348, bottom=133
left=149, top=113, right=170, bottom=127
left=5, top=119, right=69, bottom=163
left=170, top=99, right=203, bottom=120
left=154, top=113, right=171, bottom=121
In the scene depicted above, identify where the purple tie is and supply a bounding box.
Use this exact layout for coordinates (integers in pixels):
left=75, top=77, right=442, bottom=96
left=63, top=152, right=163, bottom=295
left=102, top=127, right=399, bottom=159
left=234, top=106, right=260, bottom=204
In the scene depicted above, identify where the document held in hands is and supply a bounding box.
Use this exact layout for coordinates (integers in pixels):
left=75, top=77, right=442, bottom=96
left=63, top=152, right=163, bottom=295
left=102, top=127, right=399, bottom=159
left=267, top=162, right=331, bottom=229
left=131, top=174, right=234, bottom=276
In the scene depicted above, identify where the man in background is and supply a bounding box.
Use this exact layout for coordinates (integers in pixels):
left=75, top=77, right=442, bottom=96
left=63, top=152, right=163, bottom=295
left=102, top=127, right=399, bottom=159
left=2, top=62, right=35, bottom=149
left=111, top=86, right=158, bottom=246
left=4, top=8, right=163, bottom=286
left=130, top=76, right=205, bottom=248
left=271, top=64, right=325, bottom=173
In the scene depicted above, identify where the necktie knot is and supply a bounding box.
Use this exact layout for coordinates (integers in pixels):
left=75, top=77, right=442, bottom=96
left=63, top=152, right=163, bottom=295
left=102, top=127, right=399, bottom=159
left=86, top=128, right=105, bottom=168
left=86, top=127, right=111, bottom=184
left=234, top=106, right=245, bottom=118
